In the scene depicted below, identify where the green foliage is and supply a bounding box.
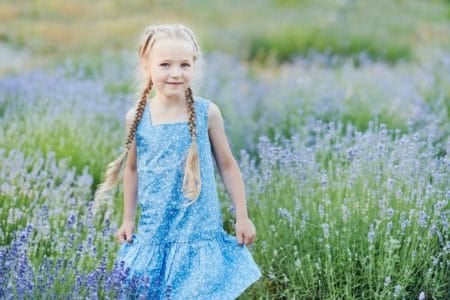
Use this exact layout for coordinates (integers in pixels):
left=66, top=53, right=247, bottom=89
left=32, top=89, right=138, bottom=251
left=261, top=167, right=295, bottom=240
left=0, top=107, right=122, bottom=190
left=247, top=26, right=413, bottom=64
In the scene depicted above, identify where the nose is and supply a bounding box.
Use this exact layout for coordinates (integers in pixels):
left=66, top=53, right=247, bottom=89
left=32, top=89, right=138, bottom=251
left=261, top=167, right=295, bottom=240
left=170, top=66, right=182, bottom=78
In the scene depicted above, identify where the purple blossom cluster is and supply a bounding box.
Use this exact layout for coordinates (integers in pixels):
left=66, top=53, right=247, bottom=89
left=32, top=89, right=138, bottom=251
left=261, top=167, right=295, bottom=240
left=0, top=148, right=127, bottom=298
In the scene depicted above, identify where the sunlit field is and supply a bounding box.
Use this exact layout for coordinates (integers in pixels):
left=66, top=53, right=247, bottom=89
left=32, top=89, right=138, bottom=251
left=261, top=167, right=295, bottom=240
left=1, top=0, right=449, bottom=299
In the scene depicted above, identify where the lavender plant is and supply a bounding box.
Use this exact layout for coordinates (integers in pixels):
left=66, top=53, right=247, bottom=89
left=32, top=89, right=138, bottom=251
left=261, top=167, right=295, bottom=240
left=228, top=120, right=449, bottom=298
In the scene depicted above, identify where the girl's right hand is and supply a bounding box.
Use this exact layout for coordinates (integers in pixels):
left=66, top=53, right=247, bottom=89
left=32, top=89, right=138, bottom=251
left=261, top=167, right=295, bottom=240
left=116, top=221, right=135, bottom=244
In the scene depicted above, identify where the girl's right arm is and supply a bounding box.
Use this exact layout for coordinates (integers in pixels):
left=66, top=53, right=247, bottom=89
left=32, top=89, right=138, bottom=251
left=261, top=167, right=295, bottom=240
left=123, top=108, right=138, bottom=224
left=117, top=108, right=138, bottom=243
left=123, top=141, right=138, bottom=224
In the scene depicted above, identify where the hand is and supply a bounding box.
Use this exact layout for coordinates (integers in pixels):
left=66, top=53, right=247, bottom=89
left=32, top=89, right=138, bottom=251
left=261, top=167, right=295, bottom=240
left=116, top=221, right=135, bottom=244
left=235, top=217, right=256, bottom=246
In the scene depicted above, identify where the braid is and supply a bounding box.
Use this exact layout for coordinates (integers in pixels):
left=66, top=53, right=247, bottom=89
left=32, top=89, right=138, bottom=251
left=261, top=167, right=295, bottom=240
left=93, top=81, right=152, bottom=213
left=181, top=87, right=202, bottom=207
left=185, top=87, right=197, bottom=140
left=126, top=81, right=152, bottom=151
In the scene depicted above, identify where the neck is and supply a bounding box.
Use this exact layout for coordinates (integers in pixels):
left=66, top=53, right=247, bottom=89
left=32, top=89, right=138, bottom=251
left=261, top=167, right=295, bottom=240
left=153, top=93, right=186, bottom=107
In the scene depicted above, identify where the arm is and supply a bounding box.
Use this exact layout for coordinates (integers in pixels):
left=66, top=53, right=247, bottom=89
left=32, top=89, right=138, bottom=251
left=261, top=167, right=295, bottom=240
left=208, top=102, right=248, bottom=219
left=123, top=108, right=138, bottom=224
left=207, top=102, right=256, bottom=245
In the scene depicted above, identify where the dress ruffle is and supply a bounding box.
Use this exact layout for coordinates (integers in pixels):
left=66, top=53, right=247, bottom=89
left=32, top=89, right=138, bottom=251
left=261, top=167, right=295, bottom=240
left=114, top=230, right=261, bottom=299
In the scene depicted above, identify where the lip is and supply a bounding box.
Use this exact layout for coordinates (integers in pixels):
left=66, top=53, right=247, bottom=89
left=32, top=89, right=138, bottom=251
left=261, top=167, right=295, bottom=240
left=167, top=82, right=183, bottom=84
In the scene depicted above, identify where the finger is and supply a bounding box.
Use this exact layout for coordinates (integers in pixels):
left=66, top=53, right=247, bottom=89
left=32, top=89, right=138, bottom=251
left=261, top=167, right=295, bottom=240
left=126, top=232, right=133, bottom=242
left=118, top=232, right=124, bottom=243
left=249, top=233, right=255, bottom=244
left=244, top=234, right=251, bottom=245
left=236, top=231, right=244, bottom=245
left=242, top=233, right=250, bottom=245
left=246, top=233, right=256, bottom=245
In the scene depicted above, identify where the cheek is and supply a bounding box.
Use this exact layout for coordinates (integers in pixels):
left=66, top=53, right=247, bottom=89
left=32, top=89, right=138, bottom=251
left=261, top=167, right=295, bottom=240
left=183, top=71, right=193, bottom=80
left=152, top=71, right=167, bottom=81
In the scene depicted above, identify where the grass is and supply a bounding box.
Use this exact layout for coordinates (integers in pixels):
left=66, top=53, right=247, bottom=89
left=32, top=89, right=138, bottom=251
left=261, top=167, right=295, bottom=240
left=0, top=103, right=122, bottom=188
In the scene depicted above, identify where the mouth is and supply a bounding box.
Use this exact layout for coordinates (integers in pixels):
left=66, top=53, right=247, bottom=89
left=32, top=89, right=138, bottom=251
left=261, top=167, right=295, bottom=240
left=167, top=82, right=183, bottom=85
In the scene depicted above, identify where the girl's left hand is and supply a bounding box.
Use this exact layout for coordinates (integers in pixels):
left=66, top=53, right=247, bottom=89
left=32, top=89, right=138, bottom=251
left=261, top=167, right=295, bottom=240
left=235, top=217, right=256, bottom=246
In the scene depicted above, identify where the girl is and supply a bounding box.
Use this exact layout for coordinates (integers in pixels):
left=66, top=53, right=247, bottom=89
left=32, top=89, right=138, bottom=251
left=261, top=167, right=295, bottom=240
left=94, top=24, right=262, bottom=299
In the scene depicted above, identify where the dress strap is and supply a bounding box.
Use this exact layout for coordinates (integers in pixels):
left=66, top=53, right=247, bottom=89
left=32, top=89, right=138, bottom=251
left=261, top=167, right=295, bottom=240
left=202, top=98, right=210, bottom=130
left=195, top=97, right=210, bottom=136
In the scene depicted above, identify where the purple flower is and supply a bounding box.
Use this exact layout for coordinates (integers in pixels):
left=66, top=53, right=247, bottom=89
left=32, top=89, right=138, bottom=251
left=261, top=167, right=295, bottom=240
left=277, top=207, right=293, bottom=224
left=418, top=291, right=425, bottom=300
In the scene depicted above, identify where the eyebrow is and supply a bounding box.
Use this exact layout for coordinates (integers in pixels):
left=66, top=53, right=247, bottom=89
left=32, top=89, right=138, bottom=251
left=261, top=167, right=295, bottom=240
left=159, top=59, right=192, bottom=62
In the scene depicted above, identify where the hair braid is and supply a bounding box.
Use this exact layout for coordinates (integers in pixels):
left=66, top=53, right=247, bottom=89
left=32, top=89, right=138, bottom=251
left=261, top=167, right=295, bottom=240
left=126, top=82, right=152, bottom=151
left=93, top=81, right=152, bottom=213
left=181, top=87, right=202, bottom=207
left=185, top=87, right=197, bottom=139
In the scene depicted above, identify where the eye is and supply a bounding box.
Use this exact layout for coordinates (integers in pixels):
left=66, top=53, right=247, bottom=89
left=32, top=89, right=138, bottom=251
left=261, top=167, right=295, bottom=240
left=181, top=63, right=191, bottom=68
left=160, top=63, right=169, bottom=68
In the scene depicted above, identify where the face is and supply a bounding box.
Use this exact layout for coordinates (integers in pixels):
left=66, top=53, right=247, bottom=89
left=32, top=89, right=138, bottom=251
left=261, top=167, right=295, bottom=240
left=147, top=38, right=195, bottom=100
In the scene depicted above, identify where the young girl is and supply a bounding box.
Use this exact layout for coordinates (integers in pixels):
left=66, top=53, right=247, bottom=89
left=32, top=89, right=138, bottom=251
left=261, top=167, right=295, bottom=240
left=94, top=23, right=262, bottom=299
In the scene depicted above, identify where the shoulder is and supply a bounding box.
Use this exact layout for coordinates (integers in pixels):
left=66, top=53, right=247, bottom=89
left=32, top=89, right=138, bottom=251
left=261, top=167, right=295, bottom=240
left=194, top=96, right=221, bottom=130
left=206, top=100, right=222, bottom=131
left=193, top=96, right=210, bottom=107
left=207, top=101, right=221, bottom=121
left=194, top=96, right=219, bottom=115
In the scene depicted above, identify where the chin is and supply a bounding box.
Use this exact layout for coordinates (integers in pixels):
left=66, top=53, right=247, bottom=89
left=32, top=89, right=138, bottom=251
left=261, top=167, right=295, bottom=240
left=164, top=92, right=185, bottom=98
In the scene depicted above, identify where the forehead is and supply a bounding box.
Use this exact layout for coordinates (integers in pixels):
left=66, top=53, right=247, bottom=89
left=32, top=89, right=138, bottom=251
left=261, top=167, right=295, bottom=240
left=151, top=38, right=195, bottom=61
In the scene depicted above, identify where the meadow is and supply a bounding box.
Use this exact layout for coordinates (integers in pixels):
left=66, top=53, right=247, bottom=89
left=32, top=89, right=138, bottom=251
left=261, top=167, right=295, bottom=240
left=0, top=0, right=449, bottom=299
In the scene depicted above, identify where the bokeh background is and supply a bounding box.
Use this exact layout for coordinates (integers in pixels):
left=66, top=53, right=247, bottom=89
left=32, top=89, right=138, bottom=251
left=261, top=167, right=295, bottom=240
left=1, top=0, right=449, bottom=299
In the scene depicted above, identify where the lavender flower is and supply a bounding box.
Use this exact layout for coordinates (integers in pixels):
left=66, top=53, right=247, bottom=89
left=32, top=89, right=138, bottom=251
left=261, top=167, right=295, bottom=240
left=418, top=291, right=425, bottom=300
left=277, top=207, right=293, bottom=224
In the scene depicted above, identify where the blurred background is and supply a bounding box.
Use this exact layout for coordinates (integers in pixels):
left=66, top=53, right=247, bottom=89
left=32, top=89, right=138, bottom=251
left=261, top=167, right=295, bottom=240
left=1, top=0, right=449, bottom=299
left=1, top=0, right=450, bottom=73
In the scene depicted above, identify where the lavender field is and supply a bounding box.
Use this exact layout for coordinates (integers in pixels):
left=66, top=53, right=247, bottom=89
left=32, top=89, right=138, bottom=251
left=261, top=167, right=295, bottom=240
left=1, top=0, right=450, bottom=299
left=0, top=48, right=448, bottom=299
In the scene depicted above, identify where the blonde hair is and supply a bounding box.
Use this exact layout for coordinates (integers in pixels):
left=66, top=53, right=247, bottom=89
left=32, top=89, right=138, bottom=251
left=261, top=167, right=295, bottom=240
left=93, top=24, right=203, bottom=212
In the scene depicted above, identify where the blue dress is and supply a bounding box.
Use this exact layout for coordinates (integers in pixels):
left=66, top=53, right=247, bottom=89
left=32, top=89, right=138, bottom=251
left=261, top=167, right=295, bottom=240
left=114, top=96, right=262, bottom=299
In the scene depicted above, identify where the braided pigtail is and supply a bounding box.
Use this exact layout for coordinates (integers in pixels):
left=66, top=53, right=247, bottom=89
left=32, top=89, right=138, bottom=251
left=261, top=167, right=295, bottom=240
left=181, top=87, right=202, bottom=207
left=93, top=81, right=152, bottom=212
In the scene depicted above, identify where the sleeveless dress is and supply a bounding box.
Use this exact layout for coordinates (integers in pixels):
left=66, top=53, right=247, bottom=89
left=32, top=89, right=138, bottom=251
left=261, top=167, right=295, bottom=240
left=113, top=96, right=262, bottom=299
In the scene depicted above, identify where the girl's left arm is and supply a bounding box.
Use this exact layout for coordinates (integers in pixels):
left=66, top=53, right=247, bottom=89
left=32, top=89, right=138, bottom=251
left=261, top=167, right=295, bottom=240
left=207, top=102, right=256, bottom=245
left=207, top=102, right=247, bottom=219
